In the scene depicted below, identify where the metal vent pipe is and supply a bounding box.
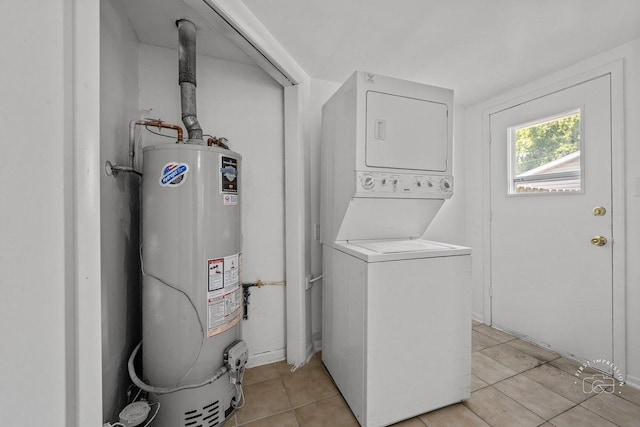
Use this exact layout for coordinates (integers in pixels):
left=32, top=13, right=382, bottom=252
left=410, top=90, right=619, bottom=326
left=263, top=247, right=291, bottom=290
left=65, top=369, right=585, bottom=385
left=177, top=19, right=203, bottom=143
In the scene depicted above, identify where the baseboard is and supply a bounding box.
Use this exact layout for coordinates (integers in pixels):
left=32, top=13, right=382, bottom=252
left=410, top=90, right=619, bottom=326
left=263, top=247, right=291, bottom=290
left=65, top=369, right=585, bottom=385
left=472, top=312, right=485, bottom=324
left=313, top=331, right=322, bottom=353
left=246, top=348, right=286, bottom=369
left=306, top=342, right=315, bottom=361
left=626, top=374, right=640, bottom=390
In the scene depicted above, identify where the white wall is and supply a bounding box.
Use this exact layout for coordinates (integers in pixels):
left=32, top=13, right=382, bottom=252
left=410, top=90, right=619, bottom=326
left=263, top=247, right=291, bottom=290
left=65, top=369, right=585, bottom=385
left=424, top=104, right=467, bottom=245
left=0, top=1, right=76, bottom=425
left=308, top=78, right=340, bottom=341
left=463, top=39, right=640, bottom=386
left=138, top=44, right=286, bottom=365
left=100, top=0, right=141, bottom=420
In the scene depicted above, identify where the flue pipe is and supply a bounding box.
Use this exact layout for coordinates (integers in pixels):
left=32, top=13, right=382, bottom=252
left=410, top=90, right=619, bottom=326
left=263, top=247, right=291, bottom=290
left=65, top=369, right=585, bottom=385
left=177, top=19, right=203, bottom=143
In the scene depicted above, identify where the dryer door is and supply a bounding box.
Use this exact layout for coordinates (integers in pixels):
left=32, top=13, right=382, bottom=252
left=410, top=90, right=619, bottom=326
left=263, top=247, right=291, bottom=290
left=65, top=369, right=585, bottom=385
left=366, top=91, right=448, bottom=171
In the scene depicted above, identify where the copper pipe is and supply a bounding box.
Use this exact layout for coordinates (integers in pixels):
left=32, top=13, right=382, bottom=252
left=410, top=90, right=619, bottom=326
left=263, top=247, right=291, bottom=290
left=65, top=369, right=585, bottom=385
left=136, top=120, right=183, bottom=142
left=207, top=137, right=229, bottom=150
left=128, top=119, right=184, bottom=169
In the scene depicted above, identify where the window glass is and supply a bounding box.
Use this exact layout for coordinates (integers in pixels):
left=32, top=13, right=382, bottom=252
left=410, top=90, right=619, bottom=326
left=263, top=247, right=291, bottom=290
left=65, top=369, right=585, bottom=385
left=509, top=109, right=582, bottom=194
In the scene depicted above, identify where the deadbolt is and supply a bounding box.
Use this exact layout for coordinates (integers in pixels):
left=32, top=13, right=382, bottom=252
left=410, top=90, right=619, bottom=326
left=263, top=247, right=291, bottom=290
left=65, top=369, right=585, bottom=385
left=592, top=206, right=607, bottom=216
left=591, top=235, right=607, bottom=246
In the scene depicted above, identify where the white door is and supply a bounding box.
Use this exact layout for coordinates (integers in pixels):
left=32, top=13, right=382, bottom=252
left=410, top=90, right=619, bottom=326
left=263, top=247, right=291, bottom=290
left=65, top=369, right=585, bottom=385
left=490, top=74, right=612, bottom=363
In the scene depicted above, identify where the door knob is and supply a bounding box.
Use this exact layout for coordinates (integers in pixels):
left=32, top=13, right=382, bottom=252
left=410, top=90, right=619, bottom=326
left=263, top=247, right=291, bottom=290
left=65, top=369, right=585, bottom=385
left=592, top=206, right=607, bottom=216
left=591, top=235, right=607, bottom=246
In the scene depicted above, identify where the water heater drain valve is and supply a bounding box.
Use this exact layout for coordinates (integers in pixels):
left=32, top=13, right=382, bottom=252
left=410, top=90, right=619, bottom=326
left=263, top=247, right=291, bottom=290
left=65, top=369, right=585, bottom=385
left=224, top=340, right=249, bottom=384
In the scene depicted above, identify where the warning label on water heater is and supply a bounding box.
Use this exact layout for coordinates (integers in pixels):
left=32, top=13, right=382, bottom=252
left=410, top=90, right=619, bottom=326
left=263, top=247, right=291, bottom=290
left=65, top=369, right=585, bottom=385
left=208, top=258, right=224, bottom=292
left=223, top=194, right=238, bottom=206
left=206, top=253, right=242, bottom=337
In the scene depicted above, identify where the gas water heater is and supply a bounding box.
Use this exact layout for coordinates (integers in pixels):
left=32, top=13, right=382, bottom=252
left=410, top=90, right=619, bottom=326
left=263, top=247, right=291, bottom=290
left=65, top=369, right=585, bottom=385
left=126, top=19, right=248, bottom=427
left=137, top=143, right=246, bottom=426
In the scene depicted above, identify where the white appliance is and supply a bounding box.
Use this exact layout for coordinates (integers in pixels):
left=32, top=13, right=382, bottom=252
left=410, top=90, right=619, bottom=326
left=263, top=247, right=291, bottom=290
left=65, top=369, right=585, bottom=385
left=139, top=144, right=244, bottom=427
left=320, top=71, right=471, bottom=427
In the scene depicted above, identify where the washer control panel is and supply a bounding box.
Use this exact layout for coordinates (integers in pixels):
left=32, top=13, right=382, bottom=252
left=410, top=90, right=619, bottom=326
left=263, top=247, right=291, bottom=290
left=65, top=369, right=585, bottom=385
left=356, top=171, right=453, bottom=198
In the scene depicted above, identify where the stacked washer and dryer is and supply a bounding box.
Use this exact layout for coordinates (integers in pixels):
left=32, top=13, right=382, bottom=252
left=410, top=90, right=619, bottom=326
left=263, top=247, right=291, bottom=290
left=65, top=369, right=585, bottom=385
left=320, top=71, right=472, bottom=427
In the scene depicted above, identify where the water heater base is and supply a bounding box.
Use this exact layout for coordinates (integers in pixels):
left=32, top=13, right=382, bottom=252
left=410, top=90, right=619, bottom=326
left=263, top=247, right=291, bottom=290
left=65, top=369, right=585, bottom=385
left=150, top=374, right=238, bottom=427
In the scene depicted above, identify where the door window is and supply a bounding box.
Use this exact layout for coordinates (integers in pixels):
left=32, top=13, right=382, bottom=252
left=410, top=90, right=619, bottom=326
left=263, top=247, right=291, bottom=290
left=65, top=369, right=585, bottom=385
left=507, top=109, right=582, bottom=194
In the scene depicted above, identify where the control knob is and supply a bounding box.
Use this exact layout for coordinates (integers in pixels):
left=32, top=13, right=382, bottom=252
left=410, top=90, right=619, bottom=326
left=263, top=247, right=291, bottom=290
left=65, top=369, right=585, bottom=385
left=391, top=177, right=399, bottom=191
left=361, top=174, right=375, bottom=190
left=440, top=178, right=452, bottom=192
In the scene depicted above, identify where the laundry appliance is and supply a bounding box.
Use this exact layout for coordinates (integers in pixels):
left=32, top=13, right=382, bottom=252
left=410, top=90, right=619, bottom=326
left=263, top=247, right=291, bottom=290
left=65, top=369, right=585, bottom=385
left=320, top=71, right=471, bottom=427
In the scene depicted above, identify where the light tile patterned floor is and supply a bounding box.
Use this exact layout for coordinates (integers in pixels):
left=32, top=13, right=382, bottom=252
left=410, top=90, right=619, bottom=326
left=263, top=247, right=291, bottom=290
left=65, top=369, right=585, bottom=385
left=223, top=322, right=640, bottom=426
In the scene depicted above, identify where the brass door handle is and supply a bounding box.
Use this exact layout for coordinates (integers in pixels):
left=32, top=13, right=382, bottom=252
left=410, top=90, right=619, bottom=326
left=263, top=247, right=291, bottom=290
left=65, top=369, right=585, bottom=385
left=591, top=236, right=607, bottom=246
left=592, top=206, right=607, bottom=216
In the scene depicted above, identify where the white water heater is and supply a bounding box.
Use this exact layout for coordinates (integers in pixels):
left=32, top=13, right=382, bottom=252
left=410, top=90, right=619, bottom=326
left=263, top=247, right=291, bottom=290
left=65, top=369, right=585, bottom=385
left=141, top=143, right=244, bottom=426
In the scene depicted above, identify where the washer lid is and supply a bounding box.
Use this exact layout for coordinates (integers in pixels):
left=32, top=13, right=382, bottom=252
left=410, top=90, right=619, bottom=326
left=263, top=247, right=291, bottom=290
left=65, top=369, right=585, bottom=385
left=335, top=239, right=471, bottom=262
left=350, top=239, right=453, bottom=253
left=335, top=198, right=444, bottom=241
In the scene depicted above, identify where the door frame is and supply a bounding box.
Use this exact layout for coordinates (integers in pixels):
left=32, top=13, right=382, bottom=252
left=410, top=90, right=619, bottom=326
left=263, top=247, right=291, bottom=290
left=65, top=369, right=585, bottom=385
left=481, top=60, right=626, bottom=376
left=187, top=0, right=314, bottom=365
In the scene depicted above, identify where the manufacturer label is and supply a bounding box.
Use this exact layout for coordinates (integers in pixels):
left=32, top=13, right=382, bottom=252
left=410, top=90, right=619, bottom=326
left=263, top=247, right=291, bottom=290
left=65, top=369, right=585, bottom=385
left=159, top=162, right=189, bottom=187
left=220, top=155, right=238, bottom=194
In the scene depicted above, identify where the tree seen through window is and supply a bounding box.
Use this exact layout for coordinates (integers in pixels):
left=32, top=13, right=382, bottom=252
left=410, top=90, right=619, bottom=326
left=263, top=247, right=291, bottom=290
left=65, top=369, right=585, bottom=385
left=514, top=112, right=581, bottom=175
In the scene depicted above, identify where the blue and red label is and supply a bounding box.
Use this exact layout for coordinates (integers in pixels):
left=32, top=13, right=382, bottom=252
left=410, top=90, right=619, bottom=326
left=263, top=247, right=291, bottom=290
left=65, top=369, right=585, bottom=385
left=159, top=162, right=189, bottom=187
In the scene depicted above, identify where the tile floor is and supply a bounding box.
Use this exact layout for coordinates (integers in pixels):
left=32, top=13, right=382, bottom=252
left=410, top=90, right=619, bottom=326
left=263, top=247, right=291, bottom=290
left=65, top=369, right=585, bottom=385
left=223, top=322, right=640, bottom=426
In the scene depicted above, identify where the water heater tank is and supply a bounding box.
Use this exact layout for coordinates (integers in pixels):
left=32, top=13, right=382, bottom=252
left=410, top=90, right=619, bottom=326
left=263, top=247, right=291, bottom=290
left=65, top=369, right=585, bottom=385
left=141, top=143, right=243, bottom=426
